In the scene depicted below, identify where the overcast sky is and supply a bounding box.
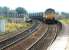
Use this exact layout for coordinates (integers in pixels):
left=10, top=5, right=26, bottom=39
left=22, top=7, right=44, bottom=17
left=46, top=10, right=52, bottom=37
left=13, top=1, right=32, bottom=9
left=0, top=0, right=69, bottom=13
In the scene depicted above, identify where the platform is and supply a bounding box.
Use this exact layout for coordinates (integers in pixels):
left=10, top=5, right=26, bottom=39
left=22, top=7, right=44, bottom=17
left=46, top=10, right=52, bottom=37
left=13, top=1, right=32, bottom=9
left=47, top=24, right=69, bottom=50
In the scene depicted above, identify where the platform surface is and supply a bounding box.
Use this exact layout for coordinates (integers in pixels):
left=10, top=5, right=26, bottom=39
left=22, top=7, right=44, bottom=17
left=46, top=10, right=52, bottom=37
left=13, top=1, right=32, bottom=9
left=47, top=24, right=69, bottom=50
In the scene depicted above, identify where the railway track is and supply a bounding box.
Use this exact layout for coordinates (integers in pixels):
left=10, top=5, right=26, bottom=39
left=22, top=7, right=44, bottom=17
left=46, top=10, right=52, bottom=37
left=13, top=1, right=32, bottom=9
left=0, top=20, right=62, bottom=50
left=28, top=24, right=62, bottom=50
left=4, top=21, right=48, bottom=50
left=0, top=20, right=41, bottom=50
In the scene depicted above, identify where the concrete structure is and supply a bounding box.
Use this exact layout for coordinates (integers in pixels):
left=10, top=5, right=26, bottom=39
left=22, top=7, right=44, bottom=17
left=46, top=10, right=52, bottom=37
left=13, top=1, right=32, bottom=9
left=0, top=19, right=6, bottom=32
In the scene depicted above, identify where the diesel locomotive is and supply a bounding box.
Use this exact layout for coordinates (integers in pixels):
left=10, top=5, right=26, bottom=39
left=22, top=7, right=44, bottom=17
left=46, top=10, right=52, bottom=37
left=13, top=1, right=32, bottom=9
left=43, top=8, right=59, bottom=24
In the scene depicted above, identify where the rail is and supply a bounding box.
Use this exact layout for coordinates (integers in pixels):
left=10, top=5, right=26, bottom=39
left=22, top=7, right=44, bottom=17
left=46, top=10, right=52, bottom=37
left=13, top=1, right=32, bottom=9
left=0, top=20, right=41, bottom=50
left=28, top=23, right=62, bottom=50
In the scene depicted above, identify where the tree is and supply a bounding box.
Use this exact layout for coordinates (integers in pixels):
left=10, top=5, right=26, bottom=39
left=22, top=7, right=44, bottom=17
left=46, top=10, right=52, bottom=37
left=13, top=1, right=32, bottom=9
left=2, top=7, right=9, bottom=16
left=0, top=7, right=2, bottom=16
left=61, top=12, right=69, bottom=18
left=15, top=7, right=28, bottom=17
left=16, top=7, right=27, bottom=14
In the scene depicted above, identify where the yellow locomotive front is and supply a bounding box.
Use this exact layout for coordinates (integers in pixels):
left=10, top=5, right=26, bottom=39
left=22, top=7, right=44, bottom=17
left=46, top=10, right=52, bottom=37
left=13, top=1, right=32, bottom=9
left=45, top=8, right=55, bottom=20
left=43, top=8, right=56, bottom=24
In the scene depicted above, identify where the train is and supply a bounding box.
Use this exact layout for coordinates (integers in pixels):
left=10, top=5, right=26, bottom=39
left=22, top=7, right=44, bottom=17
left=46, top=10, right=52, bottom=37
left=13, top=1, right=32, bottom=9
left=43, top=8, right=57, bottom=24
left=29, top=8, right=61, bottom=24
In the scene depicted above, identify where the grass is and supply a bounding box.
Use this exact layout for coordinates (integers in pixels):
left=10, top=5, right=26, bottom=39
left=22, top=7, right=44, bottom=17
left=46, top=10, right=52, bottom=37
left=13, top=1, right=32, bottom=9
left=0, top=16, right=32, bottom=36
left=0, top=22, right=32, bottom=36
left=59, top=18, right=69, bottom=24
left=0, top=16, right=10, bottom=19
left=6, top=22, right=32, bottom=32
